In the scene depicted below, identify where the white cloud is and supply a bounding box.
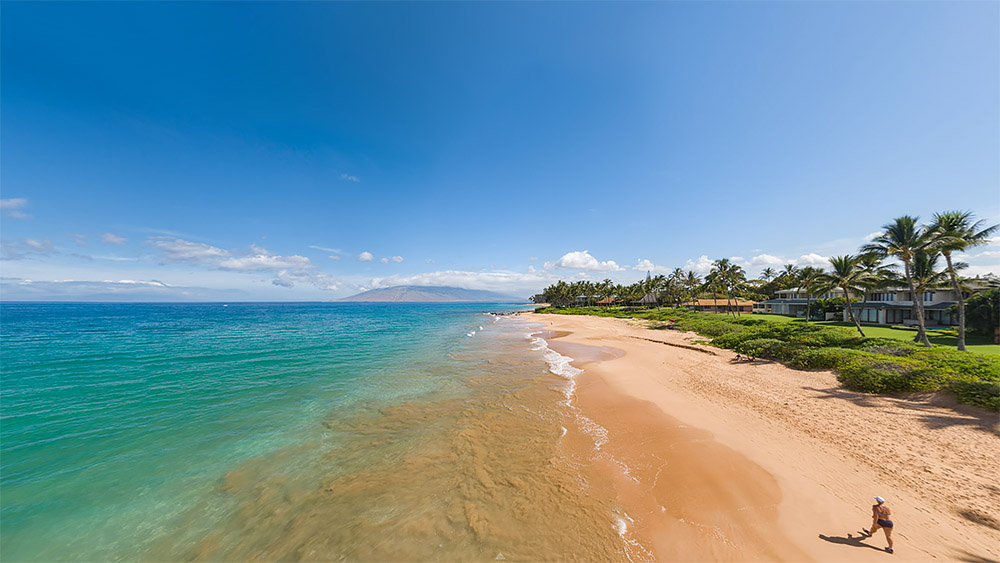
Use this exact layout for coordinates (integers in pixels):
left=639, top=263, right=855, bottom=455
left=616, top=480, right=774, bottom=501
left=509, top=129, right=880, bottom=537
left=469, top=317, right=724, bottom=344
left=544, top=250, right=624, bottom=272
left=151, top=238, right=229, bottom=264
left=863, top=231, right=882, bottom=241
left=309, top=245, right=342, bottom=253
left=149, top=237, right=340, bottom=290
left=380, top=257, right=389, bottom=263
left=358, top=251, right=374, bottom=261
left=749, top=254, right=784, bottom=266
left=341, top=173, right=360, bottom=182
left=328, top=255, right=342, bottom=261
left=729, top=256, right=744, bottom=262
left=212, top=245, right=311, bottom=272
left=100, top=232, right=128, bottom=245
left=796, top=253, right=829, bottom=267
left=366, top=269, right=556, bottom=294
left=682, top=255, right=714, bottom=274
left=93, top=255, right=139, bottom=262
left=0, top=198, right=27, bottom=209
left=0, top=198, right=30, bottom=219
left=0, top=277, right=238, bottom=301
left=23, top=238, right=54, bottom=252
left=67, top=233, right=88, bottom=246
left=391, top=255, right=404, bottom=263
left=632, top=259, right=674, bottom=273
left=426, top=259, right=436, bottom=264
left=218, top=252, right=311, bottom=272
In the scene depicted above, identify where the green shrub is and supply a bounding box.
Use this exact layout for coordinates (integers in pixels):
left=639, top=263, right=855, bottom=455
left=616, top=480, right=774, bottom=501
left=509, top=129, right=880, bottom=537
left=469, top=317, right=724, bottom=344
left=837, top=354, right=951, bottom=393
left=948, top=381, right=1000, bottom=411
left=786, top=327, right=856, bottom=347
left=734, top=338, right=803, bottom=361
left=711, top=328, right=765, bottom=349
left=676, top=319, right=744, bottom=337
left=855, top=338, right=920, bottom=357
left=730, top=317, right=770, bottom=327
left=789, top=347, right=867, bottom=370
left=908, top=348, right=1000, bottom=380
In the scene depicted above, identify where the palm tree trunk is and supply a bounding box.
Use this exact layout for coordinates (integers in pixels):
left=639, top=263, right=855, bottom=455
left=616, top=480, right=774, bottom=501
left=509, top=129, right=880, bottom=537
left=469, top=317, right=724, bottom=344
left=904, top=260, right=932, bottom=347
left=805, top=293, right=812, bottom=323
left=943, top=252, right=967, bottom=351
left=842, top=284, right=866, bottom=337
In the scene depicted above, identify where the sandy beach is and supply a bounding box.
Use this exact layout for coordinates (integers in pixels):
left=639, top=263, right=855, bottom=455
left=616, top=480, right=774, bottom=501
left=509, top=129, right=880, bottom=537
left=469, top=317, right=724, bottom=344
left=530, top=312, right=1000, bottom=562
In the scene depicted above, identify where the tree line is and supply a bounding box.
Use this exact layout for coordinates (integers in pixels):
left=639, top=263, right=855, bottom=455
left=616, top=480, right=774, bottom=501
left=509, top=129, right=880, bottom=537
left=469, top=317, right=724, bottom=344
left=536, top=211, right=998, bottom=351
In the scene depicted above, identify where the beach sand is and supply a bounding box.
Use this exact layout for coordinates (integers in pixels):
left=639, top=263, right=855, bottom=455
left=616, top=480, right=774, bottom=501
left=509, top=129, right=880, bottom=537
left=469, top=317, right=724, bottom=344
left=529, top=312, right=1000, bottom=562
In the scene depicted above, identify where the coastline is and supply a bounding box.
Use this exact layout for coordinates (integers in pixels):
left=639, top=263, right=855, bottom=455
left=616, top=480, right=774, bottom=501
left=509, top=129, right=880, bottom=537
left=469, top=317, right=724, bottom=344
left=528, top=311, right=1000, bottom=562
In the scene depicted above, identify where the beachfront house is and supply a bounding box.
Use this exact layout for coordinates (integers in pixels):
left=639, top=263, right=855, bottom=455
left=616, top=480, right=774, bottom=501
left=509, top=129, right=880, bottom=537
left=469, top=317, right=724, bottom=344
left=760, top=282, right=994, bottom=327
left=851, top=287, right=972, bottom=327
left=756, top=287, right=849, bottom=317
left=633, top=293, right=660, bottom=308
left=597, top=296, right=620, bottom=307
left=684, top=298, right=757, bottom=314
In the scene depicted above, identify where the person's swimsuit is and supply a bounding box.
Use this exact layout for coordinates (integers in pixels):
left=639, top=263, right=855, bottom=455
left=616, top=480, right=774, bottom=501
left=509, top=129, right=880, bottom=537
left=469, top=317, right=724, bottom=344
left=876, top=506, right=893, bottom=528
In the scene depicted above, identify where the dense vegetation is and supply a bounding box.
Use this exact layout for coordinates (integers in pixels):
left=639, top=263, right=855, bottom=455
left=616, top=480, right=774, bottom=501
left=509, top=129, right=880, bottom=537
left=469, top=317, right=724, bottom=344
left=535, top=212, right=999, bottom=349
left=535, top=306, right=1000, bottom=411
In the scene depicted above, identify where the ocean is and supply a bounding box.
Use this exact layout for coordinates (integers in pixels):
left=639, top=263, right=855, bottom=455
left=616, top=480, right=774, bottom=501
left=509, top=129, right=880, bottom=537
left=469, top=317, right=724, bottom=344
left=1, top=302, right=639, bottom=561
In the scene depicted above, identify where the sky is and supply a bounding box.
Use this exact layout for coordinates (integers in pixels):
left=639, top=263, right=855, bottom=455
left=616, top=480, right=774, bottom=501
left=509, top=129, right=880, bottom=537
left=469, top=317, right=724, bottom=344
left=2, top=1, right=998, bottom=301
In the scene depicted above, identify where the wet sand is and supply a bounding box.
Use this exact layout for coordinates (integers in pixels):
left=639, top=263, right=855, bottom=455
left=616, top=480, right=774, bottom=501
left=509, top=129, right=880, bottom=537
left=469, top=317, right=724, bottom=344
left=532, top=312, right=1000, bottom=562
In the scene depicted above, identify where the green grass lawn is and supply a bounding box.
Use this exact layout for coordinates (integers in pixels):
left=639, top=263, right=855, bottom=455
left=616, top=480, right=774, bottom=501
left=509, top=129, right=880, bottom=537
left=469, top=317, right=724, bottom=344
left=744, top=313, right=1000, bottom=356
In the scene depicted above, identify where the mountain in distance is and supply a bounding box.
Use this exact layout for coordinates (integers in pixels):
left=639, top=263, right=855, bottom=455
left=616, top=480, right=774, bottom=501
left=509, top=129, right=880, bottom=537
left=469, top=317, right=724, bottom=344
left=338, top=285, right=525, bottom=303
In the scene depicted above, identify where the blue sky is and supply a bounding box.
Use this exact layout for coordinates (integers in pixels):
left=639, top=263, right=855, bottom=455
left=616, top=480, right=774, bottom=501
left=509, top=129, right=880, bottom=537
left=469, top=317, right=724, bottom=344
left=2, top=1, right=998, bottom=301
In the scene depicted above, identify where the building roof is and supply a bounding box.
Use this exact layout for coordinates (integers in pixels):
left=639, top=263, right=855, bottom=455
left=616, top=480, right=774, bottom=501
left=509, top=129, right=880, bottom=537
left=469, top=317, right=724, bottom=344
left=684, top=298, right=758, bottom=307
left=635, top=293, right=659, bottom=304
left=854, top=302, right=956, bottom=311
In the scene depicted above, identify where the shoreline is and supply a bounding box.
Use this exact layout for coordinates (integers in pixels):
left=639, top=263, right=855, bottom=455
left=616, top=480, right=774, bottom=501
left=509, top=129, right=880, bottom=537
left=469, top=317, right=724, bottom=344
left=528, top=311, right=1000, bottom=561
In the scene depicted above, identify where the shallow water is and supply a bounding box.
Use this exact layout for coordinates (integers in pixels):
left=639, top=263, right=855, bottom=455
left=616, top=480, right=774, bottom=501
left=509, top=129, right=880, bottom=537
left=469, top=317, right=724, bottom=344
left=1, top=303, right=639, bottom=561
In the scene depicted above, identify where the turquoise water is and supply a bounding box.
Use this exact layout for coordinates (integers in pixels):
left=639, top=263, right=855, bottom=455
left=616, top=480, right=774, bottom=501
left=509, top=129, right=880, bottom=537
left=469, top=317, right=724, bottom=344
left=4, top=302, right=590, bottom=561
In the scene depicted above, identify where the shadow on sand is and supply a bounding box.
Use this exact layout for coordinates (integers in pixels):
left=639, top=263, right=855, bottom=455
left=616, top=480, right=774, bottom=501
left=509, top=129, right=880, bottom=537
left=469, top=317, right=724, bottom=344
left=803, top=386, right=1000, bottom=434
left=818, top=531, right=885, bottom=552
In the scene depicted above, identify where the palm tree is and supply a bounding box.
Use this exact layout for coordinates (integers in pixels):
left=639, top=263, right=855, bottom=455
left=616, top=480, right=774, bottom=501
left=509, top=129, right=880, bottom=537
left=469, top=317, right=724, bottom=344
left=781, top=264, right=800, bottom=282
left=711, top=258, right=748, bottom=318
left=863, top=216, right=935, bottom=346
left=684, top=271, right=702, bottom=308
left=705, top=268, right=722, bottom=314
left=759, top=267, right=777, bottom=282
left=930, top=211, right=999, bottom=351
left=798, top=266, right=823, bottom=322
left=598, top=279, right=614, bottom=301
left=818, top=255, right=871, bottom=337
left=669, top=268, right=686, bottom=306
left=724, top=261, right=747, bottom=318
left=910, top=251, right=951, bottom=312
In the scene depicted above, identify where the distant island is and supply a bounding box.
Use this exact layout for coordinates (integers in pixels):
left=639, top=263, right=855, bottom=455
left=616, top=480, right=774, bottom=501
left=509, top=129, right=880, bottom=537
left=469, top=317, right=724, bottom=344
left=338, top=285, right=525, bottom=303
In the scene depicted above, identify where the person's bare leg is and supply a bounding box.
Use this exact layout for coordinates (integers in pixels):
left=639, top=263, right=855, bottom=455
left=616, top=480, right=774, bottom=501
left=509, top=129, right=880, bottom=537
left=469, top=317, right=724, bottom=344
left=866, top=522, right=881, bottom=537
left=884, top=527, right=894, bottom=550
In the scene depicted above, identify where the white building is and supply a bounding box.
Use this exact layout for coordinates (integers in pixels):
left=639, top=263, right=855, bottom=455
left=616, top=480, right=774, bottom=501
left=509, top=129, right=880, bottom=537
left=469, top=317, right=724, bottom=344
left=754, top=287, right=849, bottom=317
left=852, top=288, right=960, bottom=327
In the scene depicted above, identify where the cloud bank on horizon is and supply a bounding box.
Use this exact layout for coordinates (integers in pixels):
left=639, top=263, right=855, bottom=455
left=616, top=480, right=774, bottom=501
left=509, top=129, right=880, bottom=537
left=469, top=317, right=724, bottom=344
left=3, top=228, right=999, bottom=301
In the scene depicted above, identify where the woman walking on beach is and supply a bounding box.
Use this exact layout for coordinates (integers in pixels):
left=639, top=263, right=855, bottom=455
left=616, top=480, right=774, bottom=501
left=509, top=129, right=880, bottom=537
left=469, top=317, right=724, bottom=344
left=864, top=496, right=894, bottom=554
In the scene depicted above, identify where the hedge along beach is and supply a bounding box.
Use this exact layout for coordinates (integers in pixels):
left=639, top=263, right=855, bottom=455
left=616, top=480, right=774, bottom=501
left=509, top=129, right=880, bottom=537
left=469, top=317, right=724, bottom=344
left=528, top=311, right=1000, bottom=561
